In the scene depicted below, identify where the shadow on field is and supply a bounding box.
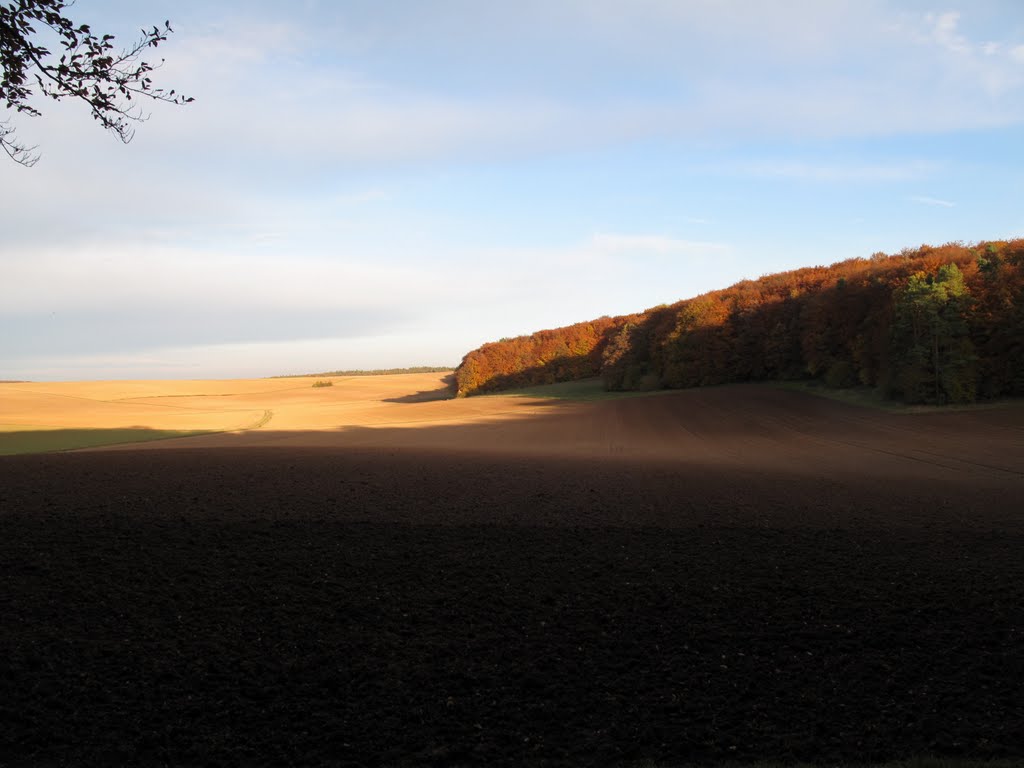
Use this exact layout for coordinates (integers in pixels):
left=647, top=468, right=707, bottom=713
left=142, top=384, right=1024, bottom=487
left=2, top=442, right=1024, bottom=765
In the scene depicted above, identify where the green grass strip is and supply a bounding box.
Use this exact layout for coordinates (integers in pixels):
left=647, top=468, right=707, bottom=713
left=492, top=377, right=681, bottom=402
left=0, top=428, right=216, bottom=456
left=774, top=380, right=1024, bottom=414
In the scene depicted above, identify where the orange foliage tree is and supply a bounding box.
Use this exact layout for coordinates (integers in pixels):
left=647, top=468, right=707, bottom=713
left=454, top=317, right=620, bottom=396
left=456, top=240, right=1024, bottom=403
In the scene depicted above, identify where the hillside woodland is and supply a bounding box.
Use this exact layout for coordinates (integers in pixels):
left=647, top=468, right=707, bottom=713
left=454, top=239, right=1024, bottom=404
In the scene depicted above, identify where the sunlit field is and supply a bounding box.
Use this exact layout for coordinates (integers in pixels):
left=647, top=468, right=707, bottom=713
left=0, top=372, right=523, bottom=454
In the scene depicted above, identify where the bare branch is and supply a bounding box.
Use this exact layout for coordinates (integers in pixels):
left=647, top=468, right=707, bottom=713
left=0, top=118, right=38, bottom=165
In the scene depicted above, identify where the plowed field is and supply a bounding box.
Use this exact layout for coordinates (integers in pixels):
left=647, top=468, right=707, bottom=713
left=2, top=375, right=1023, bottom=766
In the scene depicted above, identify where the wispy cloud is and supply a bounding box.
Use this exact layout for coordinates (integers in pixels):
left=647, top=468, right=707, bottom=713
left=909, top=196, right=956, bottom=208
left=591, top=233, right=729, bottom=257
left=105, top=3, right=1024, bottom=172
left=900, top=9, right=1024, bottom=97
left=0, top=244, right=454, bottom=316
left=736, top=161, right=933, bottom=183
left=330, top=188, right=391, bottom=205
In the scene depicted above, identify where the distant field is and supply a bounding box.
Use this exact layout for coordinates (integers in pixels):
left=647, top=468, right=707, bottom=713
left=0, top=373, right=462, bottom=454
left=5, top=372, right=683, bottom=455
left=0, top=377, right=277, bottom=454
left=272, top=365, right=454, bottom=378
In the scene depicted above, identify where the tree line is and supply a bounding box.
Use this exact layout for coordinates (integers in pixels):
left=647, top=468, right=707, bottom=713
left=454, top=239, right=1024, bottom=404
left=273, top=366, right=453, bottom=379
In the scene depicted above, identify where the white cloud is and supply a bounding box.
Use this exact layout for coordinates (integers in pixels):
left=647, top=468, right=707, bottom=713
left=85, top=2, right=1024, bottom=172
left=927, top=11, right=971, bottom=54
left=571, top=0, right=872, bottom=63
left=157, top=19, right=312, bottom=79
left=0, top=244, right=450, bottom=315
left=897, top=9, right=1024, bottom=97
left=10, top=2, right=1024, bottom=180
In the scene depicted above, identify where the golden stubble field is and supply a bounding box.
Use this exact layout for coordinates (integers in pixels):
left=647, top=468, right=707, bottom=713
left=0, top=372, right=580, bottom=455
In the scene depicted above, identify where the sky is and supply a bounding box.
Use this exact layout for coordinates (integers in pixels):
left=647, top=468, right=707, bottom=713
left=2, top=0, right=1023, bottom=381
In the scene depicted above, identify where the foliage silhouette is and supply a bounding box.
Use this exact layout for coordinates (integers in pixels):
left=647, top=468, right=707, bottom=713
left=1, top=0, right=191, bottom=165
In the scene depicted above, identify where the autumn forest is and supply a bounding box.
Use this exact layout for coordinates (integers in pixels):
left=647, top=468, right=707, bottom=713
left=454, top=239, right=1024, bottom=404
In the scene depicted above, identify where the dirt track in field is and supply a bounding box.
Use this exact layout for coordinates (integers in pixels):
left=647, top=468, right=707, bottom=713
left=2, top=379, right=1023, bottom=766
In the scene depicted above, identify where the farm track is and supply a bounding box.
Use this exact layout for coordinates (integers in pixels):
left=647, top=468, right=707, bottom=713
left=1, top=384, right=1023, bottom=766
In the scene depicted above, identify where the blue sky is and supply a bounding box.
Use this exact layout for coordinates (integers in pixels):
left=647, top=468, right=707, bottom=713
left=2, top=0, right=1023, bottom=380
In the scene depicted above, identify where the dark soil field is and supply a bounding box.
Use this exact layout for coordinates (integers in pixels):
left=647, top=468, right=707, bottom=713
left=2, top=384, right=1023, bottom=766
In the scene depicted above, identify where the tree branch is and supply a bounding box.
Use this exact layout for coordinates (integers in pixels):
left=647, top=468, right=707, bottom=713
left=0, top=1, right=191, bottom=164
